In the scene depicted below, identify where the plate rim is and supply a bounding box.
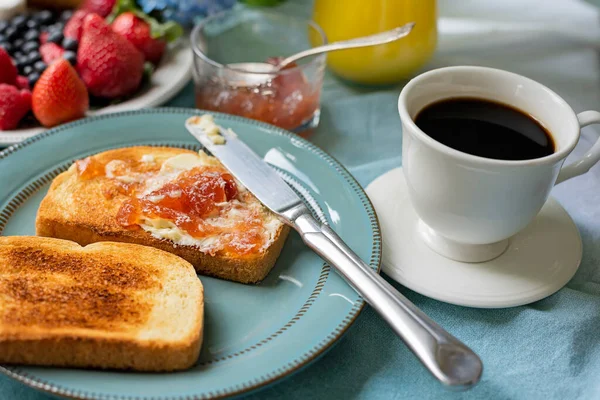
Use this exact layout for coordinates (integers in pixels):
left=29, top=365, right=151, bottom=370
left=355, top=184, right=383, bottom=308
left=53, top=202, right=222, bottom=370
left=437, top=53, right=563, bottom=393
left=0, top=108, right=382, bottom=400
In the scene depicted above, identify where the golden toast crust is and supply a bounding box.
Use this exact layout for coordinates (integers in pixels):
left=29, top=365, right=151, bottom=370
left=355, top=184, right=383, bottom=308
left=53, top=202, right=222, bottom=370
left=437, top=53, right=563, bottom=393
left=0, top=236, right=204, bottom=371
left=36, top=146, right=290, bottom=284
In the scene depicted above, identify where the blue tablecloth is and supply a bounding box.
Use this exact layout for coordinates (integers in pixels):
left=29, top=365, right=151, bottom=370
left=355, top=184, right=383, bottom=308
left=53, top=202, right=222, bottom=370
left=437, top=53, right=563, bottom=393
left=3, top=0, right=600, bottom=399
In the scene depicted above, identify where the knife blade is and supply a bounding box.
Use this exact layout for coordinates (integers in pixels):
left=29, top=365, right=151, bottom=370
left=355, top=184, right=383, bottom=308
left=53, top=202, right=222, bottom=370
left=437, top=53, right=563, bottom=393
left=185, top=116, right=483, bottom=389
left=185, top=116, right=302, bottom=216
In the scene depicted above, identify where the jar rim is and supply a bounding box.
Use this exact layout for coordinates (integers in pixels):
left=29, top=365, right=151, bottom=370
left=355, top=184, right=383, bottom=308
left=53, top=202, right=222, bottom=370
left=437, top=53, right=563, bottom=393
left=190, top=8, right=328, bottom=76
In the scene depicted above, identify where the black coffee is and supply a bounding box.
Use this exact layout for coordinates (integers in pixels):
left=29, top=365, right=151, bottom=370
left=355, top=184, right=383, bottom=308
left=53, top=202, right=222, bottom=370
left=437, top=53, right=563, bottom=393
left=414, top=98, right=554, bottom=161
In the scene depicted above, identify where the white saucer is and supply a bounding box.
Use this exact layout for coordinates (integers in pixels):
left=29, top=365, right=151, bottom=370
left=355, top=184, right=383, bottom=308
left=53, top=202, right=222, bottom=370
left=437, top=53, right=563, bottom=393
left=366, top=167, right=583, bottom=308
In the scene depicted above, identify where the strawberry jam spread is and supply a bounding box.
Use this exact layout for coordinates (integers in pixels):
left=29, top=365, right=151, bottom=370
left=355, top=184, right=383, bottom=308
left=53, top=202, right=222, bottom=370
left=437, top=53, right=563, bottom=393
left=116, top=167, right=238, bottom=233
left=76, top=157, right=154, bottom=198
left=76, top=157, right=105, bottom=180
left=75, top=152, right=276, bottom=255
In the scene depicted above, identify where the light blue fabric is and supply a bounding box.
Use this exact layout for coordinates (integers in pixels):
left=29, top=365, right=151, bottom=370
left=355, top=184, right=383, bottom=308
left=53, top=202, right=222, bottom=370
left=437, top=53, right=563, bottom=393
left=3, top=1, right=600, bottom=398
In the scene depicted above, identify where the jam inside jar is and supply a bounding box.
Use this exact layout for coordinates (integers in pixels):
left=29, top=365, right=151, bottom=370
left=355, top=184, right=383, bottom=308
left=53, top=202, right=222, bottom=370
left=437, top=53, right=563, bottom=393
left=195, top=59, right=322, bottom=135
left=191, top=9, right=327, bottom=137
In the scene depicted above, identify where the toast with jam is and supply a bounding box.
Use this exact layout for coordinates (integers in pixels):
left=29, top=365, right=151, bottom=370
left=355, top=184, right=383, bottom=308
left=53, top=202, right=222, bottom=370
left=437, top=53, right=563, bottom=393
left=36, top=145, right=290, bottom=283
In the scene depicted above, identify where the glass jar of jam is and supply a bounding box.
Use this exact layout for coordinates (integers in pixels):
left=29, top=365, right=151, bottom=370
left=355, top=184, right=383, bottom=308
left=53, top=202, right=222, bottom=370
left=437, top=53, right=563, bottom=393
left=190, top=9, right=326, bottom=136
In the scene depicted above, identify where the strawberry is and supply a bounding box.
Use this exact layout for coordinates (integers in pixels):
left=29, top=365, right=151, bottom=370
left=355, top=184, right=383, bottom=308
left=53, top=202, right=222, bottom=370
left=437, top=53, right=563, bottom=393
left=64, top=10, right=90, bottom=41
left=112, top=12, right=166, bottom=65
left=0, top=84, right=31, bottom=130
left=0, top=48, right=17, bottom=86
left=40, top=31, right=49, bottom=45
left=40, top=43, right=66, bottom=65
left=77, top=14, right=144, bottom=98
left=32, top=59, right=89, bottom=128
left=16, top=76, right=30, bottom=90
left=79, top=0, right=116, bottom=18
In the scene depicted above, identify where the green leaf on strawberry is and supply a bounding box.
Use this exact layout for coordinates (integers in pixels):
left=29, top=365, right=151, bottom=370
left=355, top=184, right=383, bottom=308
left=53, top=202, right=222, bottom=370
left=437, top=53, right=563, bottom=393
left=108, top=0, right=183, bottom=42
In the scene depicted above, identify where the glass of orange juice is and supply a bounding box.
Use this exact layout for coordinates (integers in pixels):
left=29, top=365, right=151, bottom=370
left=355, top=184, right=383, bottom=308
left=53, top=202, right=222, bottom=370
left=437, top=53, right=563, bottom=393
left=311, top=0, right=437, bottom=85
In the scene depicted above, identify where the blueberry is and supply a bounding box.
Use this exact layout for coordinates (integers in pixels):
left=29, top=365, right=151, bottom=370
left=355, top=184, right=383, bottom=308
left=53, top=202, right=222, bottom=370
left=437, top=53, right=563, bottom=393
left=13, top=38, right=23, bottom=49
left=13, top=51, right=23, bottom=59
left=26, top=19, right=39, bottom=29
left=11, top=14, right=25, bottom=23
left=33, top=60, right=46, bottom=73
left=15, top=56, right=31, bottom=67
left=47, top=30, right=63, bottom=44
left=35, top=10, right=54, bottom=25
left=23, top=41, right=38, bottom=53
left=28, top=72, right=40, bottom=87
left=62, top=37, right=78, bottom=51
left=24, top=29, right=39, bottom=42
left=60, top=10, right=74, bottom=22
left=23, top=65, right=33, bottom=75
left=0, top=21, right=7, bottom=34
left=5, top=27, right=18, bottom=41
left=0, top=42, right=12, bottom=53
left=0, top=34, right=5, bottom=43
left=49, top=23, right=64, bottom=33
left=62, top=51, right=76, bottom=66
left=11, top=15, right=27, bottom=31
left=0, top=42, right=13, bottom=53
left=28, top=51, right=41, bottom=64
left=16, top=57, right=30, bottom=71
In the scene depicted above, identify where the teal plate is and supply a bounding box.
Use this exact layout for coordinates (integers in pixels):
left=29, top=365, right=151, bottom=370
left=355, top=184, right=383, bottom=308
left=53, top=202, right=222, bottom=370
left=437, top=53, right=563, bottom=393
left=0, top=109, right=381, bottom=400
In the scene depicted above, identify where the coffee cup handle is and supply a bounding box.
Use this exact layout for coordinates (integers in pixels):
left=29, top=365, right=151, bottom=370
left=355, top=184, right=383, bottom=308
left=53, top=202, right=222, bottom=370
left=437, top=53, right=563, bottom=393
left=556, top=111, right=600, bottom=184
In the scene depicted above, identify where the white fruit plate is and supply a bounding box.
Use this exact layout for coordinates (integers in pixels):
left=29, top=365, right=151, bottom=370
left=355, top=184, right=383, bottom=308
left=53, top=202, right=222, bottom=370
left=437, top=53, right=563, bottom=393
left=0, top=41, right=193, bottom=146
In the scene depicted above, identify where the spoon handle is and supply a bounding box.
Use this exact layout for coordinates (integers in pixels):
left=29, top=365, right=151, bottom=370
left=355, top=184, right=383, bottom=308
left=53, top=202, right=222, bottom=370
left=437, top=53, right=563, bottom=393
left=279, top=22, right=416, bottom=68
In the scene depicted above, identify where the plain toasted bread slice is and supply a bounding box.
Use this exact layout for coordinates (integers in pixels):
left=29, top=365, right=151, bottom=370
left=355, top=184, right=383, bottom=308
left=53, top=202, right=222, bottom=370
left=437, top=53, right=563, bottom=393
left=36, top=146, right=290, bottom=284
left=0, top=236, right=203, bottom=371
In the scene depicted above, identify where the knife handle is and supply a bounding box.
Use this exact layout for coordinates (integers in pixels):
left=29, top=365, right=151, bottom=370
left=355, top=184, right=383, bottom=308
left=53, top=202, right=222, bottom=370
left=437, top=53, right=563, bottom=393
left=282, top=205, right=483, bottom=389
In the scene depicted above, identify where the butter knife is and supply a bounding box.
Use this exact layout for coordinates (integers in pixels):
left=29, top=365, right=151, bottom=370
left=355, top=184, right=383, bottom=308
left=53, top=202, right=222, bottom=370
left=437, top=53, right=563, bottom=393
left=185, top=117, right=483, bottom=389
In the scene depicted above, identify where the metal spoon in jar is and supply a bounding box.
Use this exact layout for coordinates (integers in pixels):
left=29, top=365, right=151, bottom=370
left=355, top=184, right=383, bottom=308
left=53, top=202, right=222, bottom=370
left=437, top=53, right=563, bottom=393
left=225, top=22, right=415, bottom=84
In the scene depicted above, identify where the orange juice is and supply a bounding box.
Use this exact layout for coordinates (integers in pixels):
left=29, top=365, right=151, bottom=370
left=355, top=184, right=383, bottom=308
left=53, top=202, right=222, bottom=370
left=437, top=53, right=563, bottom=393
left=312, top=0, right=437, bottom=85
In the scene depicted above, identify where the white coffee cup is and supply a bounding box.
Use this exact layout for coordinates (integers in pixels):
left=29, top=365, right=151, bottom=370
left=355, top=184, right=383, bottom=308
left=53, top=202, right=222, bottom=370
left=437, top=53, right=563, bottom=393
left=398, top=66, right=600, bottom=262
